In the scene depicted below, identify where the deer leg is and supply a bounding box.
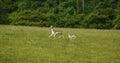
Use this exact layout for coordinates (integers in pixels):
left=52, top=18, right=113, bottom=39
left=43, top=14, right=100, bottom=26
left=48, top=34, right=53, bottom=38
left=58, top=33, right=64, bottom=38
left=53, top=33, right=57, bottom=37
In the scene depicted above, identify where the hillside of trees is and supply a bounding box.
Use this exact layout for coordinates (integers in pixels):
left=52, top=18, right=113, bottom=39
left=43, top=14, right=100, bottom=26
left=0, top=0, right=120, bottom=29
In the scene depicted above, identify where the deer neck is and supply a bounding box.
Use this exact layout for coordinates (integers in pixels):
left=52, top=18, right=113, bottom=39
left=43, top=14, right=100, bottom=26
left=51, top=28, right=55, bottom=34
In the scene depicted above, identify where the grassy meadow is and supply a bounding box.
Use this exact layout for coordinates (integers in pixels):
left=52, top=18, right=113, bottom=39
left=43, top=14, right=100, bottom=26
left=0, top=25, right=120, bottom=63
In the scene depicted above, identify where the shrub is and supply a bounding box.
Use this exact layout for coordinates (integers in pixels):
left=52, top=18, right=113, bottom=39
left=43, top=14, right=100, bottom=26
left=9, top=10, right=51, bottom=27
left=113, top=15, right=120, bottom=29
left=84, top=13, right=111, bottom=29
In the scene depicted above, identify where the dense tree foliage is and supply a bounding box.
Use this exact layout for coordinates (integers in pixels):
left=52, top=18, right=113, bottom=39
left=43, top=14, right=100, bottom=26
left=0, top=0, right=120, bottom=29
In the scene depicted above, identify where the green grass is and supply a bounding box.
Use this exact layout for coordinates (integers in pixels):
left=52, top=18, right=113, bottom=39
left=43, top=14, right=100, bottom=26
left=0, top=25, right=120, bottom=63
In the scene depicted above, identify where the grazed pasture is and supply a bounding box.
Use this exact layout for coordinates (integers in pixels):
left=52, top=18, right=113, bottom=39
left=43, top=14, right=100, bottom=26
left=0, top=25, right=120, bottom=63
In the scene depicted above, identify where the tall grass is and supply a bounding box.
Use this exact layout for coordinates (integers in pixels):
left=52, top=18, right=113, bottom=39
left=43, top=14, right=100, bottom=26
left=0, top=25, right=120, bottom=63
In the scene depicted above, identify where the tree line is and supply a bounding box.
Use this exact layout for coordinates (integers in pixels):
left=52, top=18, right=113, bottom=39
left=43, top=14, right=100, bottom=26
left=0, top=0, right=120, bottom=29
